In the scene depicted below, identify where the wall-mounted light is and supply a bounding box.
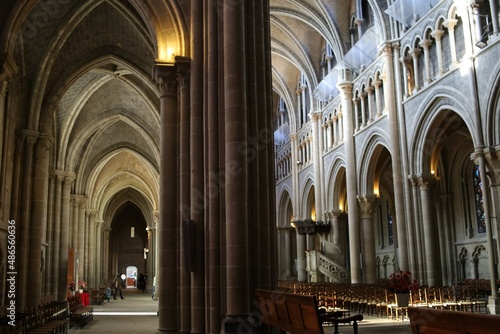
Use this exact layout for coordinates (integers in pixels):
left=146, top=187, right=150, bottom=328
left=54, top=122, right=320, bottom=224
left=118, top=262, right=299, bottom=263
left=296, top=160, right=303, bottom=165
left=474, top=14, right=491, bottom=49
left=131, top=227, right=135, bottom=238
left=476, top=37, right=488, bottom=49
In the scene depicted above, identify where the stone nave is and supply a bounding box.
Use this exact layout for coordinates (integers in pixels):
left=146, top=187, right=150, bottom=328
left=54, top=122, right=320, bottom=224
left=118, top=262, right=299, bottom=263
left=0, top=0, right=500, bottom=333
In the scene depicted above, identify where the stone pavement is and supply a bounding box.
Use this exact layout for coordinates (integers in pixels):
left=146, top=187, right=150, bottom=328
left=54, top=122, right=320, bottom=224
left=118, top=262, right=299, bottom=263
left=68, top=289, right=411, bottom=333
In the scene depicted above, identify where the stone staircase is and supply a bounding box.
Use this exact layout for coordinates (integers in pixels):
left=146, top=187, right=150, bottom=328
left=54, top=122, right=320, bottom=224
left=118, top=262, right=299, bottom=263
left=312, top=251, right=350, bottom=282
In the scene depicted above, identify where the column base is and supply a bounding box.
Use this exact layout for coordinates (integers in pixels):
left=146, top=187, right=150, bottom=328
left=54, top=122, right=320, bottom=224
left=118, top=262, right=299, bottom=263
left=487, top=296, right=500, bottom=314
left=222, top=314, right=260, bottom=333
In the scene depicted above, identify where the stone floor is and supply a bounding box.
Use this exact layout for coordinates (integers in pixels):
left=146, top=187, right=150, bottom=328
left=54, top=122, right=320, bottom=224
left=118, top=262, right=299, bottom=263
left=68, top=289, right=411, bottom=333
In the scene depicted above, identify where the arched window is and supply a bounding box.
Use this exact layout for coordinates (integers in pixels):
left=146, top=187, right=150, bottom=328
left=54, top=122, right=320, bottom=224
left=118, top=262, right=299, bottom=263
left=361, top=0, right=374, bottom=29
left=387, top=200, right=394, bottom=245
left=472, top=164, right=486, bottom=234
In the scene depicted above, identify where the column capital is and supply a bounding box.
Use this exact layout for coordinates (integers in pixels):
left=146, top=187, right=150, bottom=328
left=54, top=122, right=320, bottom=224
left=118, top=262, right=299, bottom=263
left=86, top=209, right=97, bottom=219
left=154, top=62, right=177, bottom=97
left=16, top=129, right=38, bottom=145
left=63, top=174, right=76, bottom=186
left=175, top=56, right=191, bottom=90
left=357, top=194, right=380, bottom=219
left=78, top=198, right=87, bottom=209
left=483, top=146, right=500, bottom=184
left=420, top=39, right=433, bottom=50
left=325, top=209, right=343, bottom=220
left=379, top=42, right=393, bottom=55
left=337, top=81, right=353, bottom=96
left=444, top=18, right=458, bottom=31
left=309, top=111, right=322, bottom=121
left=416, top=173, right=436, bottom=189
left=409, top=47, right=422, bottom=59
left=54, top=170, right=75, bottom=179
left=34, top=134, right=53, bottom=159
left=153, top=210, right=159, bottom=228
left=431, top=29, right=445, bottom=41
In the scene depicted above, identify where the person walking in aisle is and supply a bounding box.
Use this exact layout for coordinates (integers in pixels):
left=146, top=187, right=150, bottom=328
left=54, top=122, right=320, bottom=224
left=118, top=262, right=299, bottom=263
left=113, top=273, right=125, bottom=300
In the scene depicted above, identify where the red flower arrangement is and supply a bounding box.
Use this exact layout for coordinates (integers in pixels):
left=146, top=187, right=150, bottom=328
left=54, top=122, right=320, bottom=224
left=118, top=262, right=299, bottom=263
left=78, top=280, right=87, bottom=291
left=388, top=270, right=419, bottom=293
left=68, top=280, right=87, bottom=291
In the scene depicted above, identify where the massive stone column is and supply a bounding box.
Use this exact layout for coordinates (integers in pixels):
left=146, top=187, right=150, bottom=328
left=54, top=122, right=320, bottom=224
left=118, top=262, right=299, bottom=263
left=330, top=210, right=343, bottom=251
left=103, top=226, right=110, bottom=281
left=154, top=2, right=275, bottom=332
left=70, top=197, right=79, bottom=286
left=87, top=210, right=96, bottom=288
left=311, top=112, right=323, bottom=220
left=296, top=229, right=307, bottom=282
left=358, top=194, right=379, bottom=283
left=473, top=149, right=500, bottom=313
left=78, top=199, right=86, bottom=279
left=221, top=2, right=275, bottom=332
left=151, top=211, right=158, bottom=299
left=222, top=0, right=250, bottom=327
left=283, top=228, right=292, bottom=278
left=28, top=134, right=52, bottom=306
left=177, top=57, right=193, bottom=334
left=16, top=132, right=36, bottom=308
left=409, top=176, right=425, bottom=282
left=337, top=71, right=361, bottom=283
left=381, top=44, right=409, bottom=271
left=95, top=221, right=102, bottom=285
left=156, top=62, right=178, bottom=333
left=484, top=147, right=500, bottom=279
left=59, top=173, right=74, bottom=301
left=45, top=173, right=55, bottom=295
left=418, top=174, right=440, bottom=287
left=52, top=173, right=62, bottom=297
left=71, top=197, right=78, bottom=252
left=203, top=1, right=220, bottom=332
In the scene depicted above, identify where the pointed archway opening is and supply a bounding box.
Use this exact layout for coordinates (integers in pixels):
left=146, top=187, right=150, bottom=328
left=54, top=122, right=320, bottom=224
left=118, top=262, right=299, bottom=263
left=126, top=265, right=138, bottom=289
left=109, top=202, right=148, bottom=286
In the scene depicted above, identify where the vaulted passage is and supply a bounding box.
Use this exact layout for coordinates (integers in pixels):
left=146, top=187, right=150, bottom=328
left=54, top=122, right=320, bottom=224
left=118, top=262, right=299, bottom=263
left=1, top=1, right=500, bottom=333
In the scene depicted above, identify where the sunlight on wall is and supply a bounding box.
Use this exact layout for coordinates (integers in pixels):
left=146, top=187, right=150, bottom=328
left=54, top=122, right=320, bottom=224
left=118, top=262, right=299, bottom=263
left=158, top=46, right=176, bottom=62
left=374, top=180, right=380, bottom=196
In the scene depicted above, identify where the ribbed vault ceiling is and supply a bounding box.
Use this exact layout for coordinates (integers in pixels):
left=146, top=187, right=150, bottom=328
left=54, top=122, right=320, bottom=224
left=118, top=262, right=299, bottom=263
left=2, top=0, right=356, bottom=223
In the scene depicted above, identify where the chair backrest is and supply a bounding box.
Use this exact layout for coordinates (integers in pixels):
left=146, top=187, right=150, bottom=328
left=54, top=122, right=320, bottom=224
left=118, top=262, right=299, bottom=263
left=256, top=289, right=324, bottom=334
left=408, top=306, right=500, bottom=334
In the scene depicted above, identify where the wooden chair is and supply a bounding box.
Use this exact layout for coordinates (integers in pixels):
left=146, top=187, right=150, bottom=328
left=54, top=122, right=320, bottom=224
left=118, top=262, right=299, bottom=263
left=409, top=306, right=500, bottom=334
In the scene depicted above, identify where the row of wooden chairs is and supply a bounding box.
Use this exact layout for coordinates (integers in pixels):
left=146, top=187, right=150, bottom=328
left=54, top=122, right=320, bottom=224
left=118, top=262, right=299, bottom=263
left=5, top=296, right=69, bottom=334
left=277, top=281, right=489, bottom=321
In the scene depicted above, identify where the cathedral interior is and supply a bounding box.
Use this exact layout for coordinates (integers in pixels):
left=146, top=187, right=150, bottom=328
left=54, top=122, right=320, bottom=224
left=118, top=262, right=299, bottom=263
left=1, top=0, right=500, bottom=333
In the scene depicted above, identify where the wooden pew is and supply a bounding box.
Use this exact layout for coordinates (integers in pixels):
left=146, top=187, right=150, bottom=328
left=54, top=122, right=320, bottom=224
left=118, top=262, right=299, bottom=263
left=408, top=306, right=500, bottom=334
left=67, top=294, right=93, bottom=328
left=90, top=286, right=109, bottom=305
left=23, top=301, right=68, bottom=334
left=255, top=289, right=363, bottom=334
